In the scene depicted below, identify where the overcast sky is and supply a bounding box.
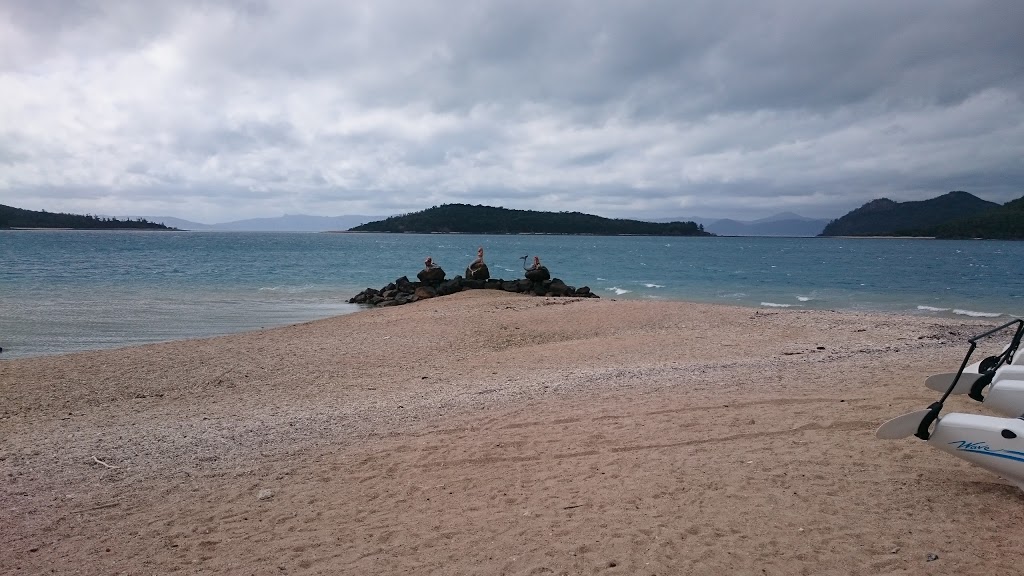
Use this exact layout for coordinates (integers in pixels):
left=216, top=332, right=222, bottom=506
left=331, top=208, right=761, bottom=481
left=1, top=0, right=1022, bottom=222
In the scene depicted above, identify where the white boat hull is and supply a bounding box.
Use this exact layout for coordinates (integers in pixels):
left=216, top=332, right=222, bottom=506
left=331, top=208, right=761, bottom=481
left=979, top=366, right=1024, bottom=417
left=927, top=413, right=1024, bottom=491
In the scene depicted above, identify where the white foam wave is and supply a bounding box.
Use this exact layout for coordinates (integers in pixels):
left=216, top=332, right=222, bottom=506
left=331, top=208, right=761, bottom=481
left=952, top=309, right=1002, bottom=318
left=644, top=283, right=665, bottom=288
left=760, top=302, right=797, bottom=308
left=607, top=287, right=632, bottom=295
left=259, top=285, right=315, bottom=293
left=917, top=305, right=950, bottom=312
left=796, top=296, right=812, bottom=302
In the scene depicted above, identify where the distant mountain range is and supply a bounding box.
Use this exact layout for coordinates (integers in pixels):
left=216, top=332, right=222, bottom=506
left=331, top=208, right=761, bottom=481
left=139, top=214, right=384, bottom=232
left=350, top=204, right=711, bottom=236
left=653, top=212, right=830, bottom=236
left=819, top=191, right=1020, bottom=238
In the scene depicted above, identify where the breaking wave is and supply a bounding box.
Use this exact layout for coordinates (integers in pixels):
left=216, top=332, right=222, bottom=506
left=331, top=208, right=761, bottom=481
left=952, top=309, right=1002, bottom=318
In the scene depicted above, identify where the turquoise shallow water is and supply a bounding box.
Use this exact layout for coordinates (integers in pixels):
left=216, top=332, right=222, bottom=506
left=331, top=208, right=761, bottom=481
left=2, top=230, right=1023, bottom=358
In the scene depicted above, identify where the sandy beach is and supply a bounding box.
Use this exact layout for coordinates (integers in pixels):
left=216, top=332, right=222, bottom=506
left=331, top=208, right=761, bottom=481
left=3, top=291, right=1023, bottom=575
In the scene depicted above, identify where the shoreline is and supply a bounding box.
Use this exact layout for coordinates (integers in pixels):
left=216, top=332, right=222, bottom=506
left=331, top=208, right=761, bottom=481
left=4, top=292, right=1022, bottom=573
left=2, top=288, right=1018, bottom=361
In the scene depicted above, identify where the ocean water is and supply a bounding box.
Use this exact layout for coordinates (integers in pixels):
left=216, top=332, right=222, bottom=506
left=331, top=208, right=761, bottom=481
left=2, top=230, right=1022, bottom=359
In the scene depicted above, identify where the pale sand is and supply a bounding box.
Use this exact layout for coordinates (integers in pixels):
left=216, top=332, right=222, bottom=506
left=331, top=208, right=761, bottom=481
left=3, top=291, right=1024, bottom=575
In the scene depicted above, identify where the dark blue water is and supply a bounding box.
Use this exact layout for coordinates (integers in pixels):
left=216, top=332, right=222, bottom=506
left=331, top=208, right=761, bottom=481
left=2, top=230, right=1022, bottom=358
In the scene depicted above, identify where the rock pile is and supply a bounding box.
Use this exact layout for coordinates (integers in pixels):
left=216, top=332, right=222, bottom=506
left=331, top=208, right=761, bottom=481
left=349, top=274, right=599, bottom=307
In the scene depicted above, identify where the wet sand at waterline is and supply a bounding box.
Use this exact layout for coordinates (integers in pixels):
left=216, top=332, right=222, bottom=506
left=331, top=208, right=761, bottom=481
left=3, top=291, right=1023, bottom=575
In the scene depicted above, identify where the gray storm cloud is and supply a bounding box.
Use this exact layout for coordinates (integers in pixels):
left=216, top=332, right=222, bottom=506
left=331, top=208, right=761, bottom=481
left=1, top=0, right=1022, bottom=222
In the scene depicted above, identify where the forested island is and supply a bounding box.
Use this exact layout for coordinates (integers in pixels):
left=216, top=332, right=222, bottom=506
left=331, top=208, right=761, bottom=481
left=349, top=204, right=711, bottom=236
left=819, top=191, right=1024, bottom=239
left=0, top=204, right=175, bottom=230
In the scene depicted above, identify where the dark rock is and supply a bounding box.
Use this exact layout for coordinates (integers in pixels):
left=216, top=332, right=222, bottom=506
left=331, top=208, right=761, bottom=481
left=396, top=276, right=415, bottom=294
left=525, top=265, right=550, bottom=282
left=417, top=267, right=446, bottom=283
left=349, top=287, right=381, bottom=304
left=926, top=553, right=939, bottom=562
left=436, top=277, right=464, bottom=296
left=352, top=273, right=598, bottom=306
left=414, top=286, right=437, bottom=299
left=465, top=262, right=490, bottom=281
left=548, top=279, right=571, bottom=296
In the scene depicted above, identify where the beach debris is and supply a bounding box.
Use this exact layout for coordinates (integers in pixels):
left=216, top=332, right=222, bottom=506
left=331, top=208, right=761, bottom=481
left=257, top=488, right=274, bottom=501
left=91, top=456, right=119, bottom=469
left=926, top=553, right=939, bottom=562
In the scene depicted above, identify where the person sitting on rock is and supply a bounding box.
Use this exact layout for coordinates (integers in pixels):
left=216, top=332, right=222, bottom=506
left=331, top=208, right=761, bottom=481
left=530, top=256, right=542, bottom=270
left=424, top=256, right=438, bottom=269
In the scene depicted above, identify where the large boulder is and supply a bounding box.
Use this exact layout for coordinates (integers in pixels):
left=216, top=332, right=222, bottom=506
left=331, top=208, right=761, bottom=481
left=417, top=267, right=446, bottom=283
left=414, top=286, right=437, bottom=299
left=525, top=266, right=550, bottom=282
left=548, top=279, right=571, bottom=296
left=396, top=276, right=416, bottom=294
left=436, top=277, right=465, bottom=296
left=465, top=262, right=490, bottom=281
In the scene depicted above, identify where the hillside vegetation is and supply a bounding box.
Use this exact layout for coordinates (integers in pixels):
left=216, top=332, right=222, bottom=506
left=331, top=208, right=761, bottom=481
left=350, top=204, right=711, bottom=236
left=819, top=191, right=1000, bottom=237
left=920, top=195, right=1024, bottom=239
left=0, top=204, right=175, bottom=230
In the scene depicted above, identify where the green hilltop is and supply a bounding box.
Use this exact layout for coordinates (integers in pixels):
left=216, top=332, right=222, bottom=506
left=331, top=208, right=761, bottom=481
left=818, top=191, right=1024, bottom=239
left=919, top=195, right=1024, bottom=239
left=349, top=204, right=711, bottom=236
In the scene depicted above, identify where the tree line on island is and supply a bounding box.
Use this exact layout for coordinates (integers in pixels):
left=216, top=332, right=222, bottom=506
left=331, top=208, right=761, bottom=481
left=0, top=204, right=175, bottom=230
left=818, top=191, right=1024, bottom=239
left=4, top=191, right=1022, bottom=239
left=349, top=204, right=710, bottom=236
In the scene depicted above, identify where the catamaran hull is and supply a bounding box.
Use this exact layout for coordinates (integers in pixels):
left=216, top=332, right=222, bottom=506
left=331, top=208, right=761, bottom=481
left=928, top=413, right=1024, bottom=491
left=982, top=367, right=1024, bottom=417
